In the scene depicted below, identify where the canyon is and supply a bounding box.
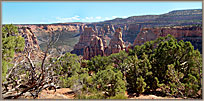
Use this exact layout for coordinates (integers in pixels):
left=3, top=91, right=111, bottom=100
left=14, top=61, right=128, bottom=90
left=12, top=9, right=202, bottom=60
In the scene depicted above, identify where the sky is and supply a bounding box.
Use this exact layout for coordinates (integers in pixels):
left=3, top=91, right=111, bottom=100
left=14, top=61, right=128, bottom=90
left=2, top=2, right=202, bottom=24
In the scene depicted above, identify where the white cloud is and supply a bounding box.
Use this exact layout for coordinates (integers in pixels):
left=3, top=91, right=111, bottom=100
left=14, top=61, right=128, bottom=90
left=95, top=16, right=102, bottom=19
left=122, top=16, right=128, bottom=18
left=85, top=17, right=94, bottom=20
left=82, top=16, right=103, bottom=22
left=105, top=17, right=111, bottom=20
left=56, top=15, right=80, bottom=23
left=112, top=16, right=118, bottom=19
left=55, top=15, right=129, bottom=23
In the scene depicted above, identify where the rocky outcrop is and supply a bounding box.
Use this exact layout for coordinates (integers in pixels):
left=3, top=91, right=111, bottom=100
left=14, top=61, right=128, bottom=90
left=105, top=28, right=126, bottom=55
left=93, top=25, right=98, bottom=34
left=83, top=35, right=104, bottom=60
left=103, top=25, right=110, bottom=34
left=133, top=25, right=202, bottom=53
left=14, top=27, right=44, bottom=61
left=18, top=27, right=41, bottom=51
left=110, top=24, right=115, bottom=33
left=71, top=27, right=97, bottom=55
left=79, top=24, right=85, bottom=34
left=82, top=28, right=126, bottom=59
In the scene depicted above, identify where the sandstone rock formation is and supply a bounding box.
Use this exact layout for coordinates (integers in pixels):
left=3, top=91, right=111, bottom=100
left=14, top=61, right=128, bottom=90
left=133, top=25, right=202, bottom=53
left=105, top=28, right=126, bottom=55
left=82, top=27, right=126, bottom=59
left=93, top=25, right=98, bottom=34
left=71, top=27, right=97, bottom=55
left=110, top=24, right=115, bottom=33
left=98, top=27, right=105, bottom=36
left=103, top=25, right=110, bottom=34
left=14, top=27, right=44, bottom=61
left=18, top=27, right=41, bottom=51
left=83, top=35, right=104, bottom=60
left=79, top=24, right=85, bottom=34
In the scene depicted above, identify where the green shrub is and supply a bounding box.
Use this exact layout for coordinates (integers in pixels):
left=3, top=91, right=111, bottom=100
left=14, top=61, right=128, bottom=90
left=93, top=66, right=126, bottom=97
left=128, top=34, right=202, bottom=98
left=2, top=24, right=25, bottom=82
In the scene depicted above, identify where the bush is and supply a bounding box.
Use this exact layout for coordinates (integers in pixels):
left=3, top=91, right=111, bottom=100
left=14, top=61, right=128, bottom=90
left=125, top=53, right=153, bottom=94
left=52, top=52, right=84, bottom=87
left=93, top=66, right=126, bottom=97
left=128, top=34, right=202, bottom=98
left=2, top=24, right=25, bottom=82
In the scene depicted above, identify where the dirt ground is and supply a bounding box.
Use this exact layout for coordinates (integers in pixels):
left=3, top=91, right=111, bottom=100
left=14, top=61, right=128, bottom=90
left=25, top=88, right=182, bottom=99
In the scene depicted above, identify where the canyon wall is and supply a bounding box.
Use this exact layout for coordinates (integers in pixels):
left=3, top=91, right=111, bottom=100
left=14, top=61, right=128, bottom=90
left=133, top=25, right=202, bottom=53
left=14, top=27, right=44, bottom=61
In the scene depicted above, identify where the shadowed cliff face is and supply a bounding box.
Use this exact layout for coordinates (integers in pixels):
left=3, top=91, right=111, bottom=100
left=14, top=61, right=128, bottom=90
left=133, top=25, right=202, bottom=53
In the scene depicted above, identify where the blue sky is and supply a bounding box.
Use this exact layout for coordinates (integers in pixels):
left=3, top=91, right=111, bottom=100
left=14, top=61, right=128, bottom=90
left=2, top=2, right=202, bottom=24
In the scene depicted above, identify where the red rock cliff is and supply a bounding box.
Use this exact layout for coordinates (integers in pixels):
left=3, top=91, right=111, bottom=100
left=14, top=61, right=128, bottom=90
left=133, top=25, right=202, bottom=52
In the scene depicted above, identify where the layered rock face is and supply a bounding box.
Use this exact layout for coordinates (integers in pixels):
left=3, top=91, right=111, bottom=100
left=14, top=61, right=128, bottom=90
left=83, top=35, right=104, bottom=60
left=42, top=25, right=78, bottom=32
left=16, top=24, right=79, bottom=33
left=15, top=27, right=43, bottom=61
left=133, top=25, right=202, bottom=53
left=71, top=27, right=97, bottom=55
left=18, top=27, right=41, bottom=51
left=105, top=28, right=126, bottom=56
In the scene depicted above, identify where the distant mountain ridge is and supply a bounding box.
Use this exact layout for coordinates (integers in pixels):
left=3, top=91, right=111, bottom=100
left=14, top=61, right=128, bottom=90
left=95, top=9, right=202, bottom=26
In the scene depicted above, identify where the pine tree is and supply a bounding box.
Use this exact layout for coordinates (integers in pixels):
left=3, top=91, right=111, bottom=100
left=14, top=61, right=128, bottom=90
left=2, top=24, right=25, bottom=81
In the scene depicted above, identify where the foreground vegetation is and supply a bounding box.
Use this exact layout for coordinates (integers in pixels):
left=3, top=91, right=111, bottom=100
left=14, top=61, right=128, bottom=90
left=2, top=24, right=202, bottom=99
